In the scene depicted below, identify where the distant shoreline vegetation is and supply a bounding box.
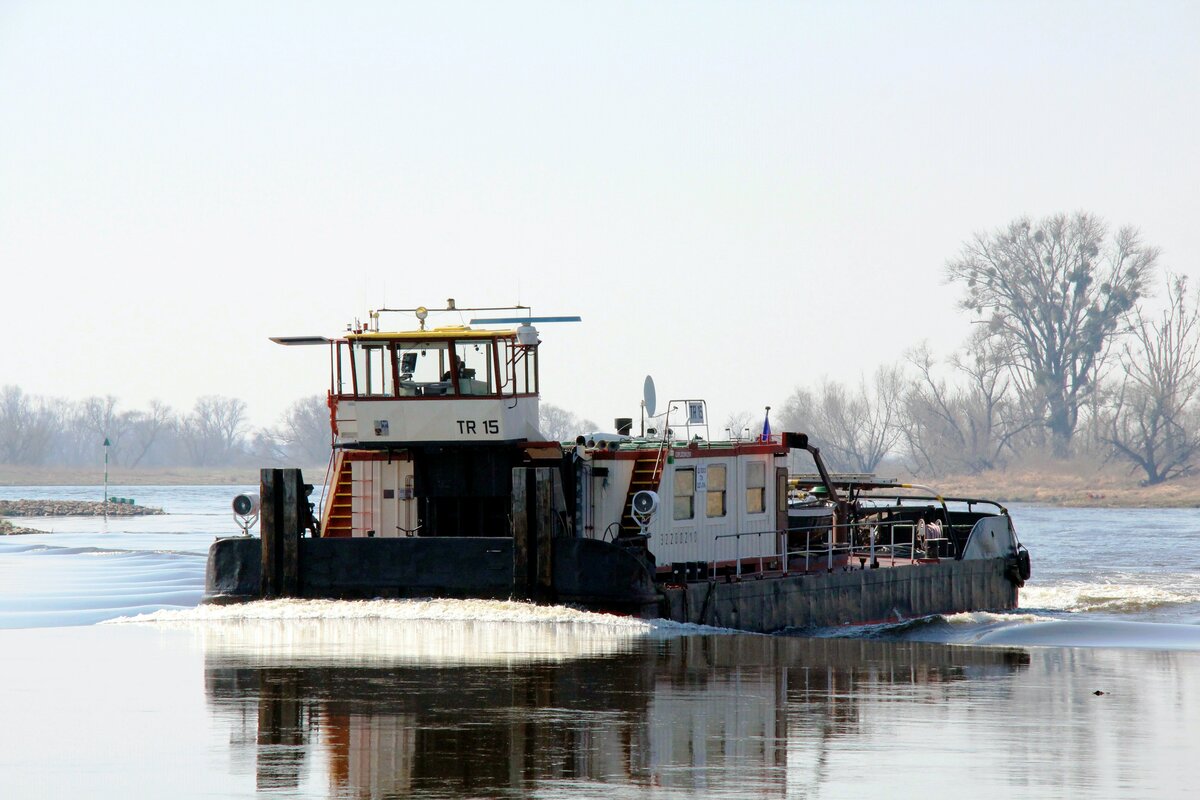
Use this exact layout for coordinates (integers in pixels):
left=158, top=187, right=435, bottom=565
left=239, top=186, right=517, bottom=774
left=4, top=213, right=1200, bottom=502
left=0, top=390, right=331, bottom=472
left=750, top=213, right=1200, bottom=494
left=1, top=463, right=1199, bottom=509
left=0, top=464, right=264, bottom=486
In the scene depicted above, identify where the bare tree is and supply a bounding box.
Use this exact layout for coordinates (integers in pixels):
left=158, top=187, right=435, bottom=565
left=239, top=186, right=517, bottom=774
left=779, top=388, right=815, bottom=433
left=180, top=396, right=249, bottom=466
left=1106, top=276, right=1200, bottom=484
left=901, top=336, right=1035, bottom=476
left=946, top=213, right=1158, bottom=455
left=125, top=400, right=177, bottom=468
left=0, top=386, right=59, bottom=465
left=779, top=368, right=905, bottom=473
left=64, top=395, right=136, bottom=466
left=722, top=410, right=757, bottom=441
left=538, top=403, right=598, bottom=441
left=271, top=395, right=332, bottom=466
left=778, top=388, right=819, bottom=472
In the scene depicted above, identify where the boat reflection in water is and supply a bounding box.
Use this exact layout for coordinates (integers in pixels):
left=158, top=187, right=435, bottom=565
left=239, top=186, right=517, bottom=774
left=200, top=615, right=1030, bottom=797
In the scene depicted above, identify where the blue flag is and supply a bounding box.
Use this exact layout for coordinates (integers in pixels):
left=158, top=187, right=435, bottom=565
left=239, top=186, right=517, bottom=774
left=760, top=407, right=771, bottom=441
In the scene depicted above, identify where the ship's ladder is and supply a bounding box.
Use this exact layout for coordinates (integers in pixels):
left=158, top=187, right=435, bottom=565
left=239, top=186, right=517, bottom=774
left=619, top=442, right=668, bottom=536
left=320, top=452, right=354, bottom=537
left=351, top=462, right=375, bottom=536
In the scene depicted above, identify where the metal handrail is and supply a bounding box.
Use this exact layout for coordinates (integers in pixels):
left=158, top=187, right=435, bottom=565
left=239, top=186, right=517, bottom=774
left=706, top=518, right=948, bottom=581
left=711, top=529, right=779, bottom=579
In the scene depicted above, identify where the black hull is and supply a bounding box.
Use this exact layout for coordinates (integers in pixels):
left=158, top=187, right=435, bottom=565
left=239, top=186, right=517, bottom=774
left=658, top=557, right=1016, bottom=632
left=205, top=536, right=1018, bottom=632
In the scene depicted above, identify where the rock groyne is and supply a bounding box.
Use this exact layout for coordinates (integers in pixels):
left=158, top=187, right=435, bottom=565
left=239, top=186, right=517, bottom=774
left=0, top=518, right=39, bottom=535
left=0, top=499, right=166, bottom=518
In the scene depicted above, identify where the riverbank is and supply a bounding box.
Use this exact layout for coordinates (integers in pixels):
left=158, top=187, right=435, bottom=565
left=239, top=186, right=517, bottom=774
left=928, top=466, right=1200, bottom=508
left=1, top=462, right=1198, bottom=507
left=0, top=465, right=303, bottom=486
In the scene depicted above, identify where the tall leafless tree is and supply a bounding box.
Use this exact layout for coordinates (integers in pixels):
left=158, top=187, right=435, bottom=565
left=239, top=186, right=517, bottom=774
left=722, top=410, right=758, bottom=442
left=0, top=386, right=58, bottom=465
left=1106, top=275, right=1200, bottom=484
left=180, top=395, right=249, bottom=466
left=66, top=395, right=134, bottom=465
left=538, top=403, right=598, bottom=442
left=125, top=400, right=176, bottom=468
left=901, top=335, right=1035, bottom=476
left=271, top=395, right=333, bottom=466
left=946, top=213, right=1158, bottom=456
left=779, top=368, right=905, bottom=474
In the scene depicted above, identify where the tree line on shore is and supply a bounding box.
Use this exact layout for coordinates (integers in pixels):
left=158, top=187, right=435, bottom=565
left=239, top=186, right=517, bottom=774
left=4, top=213, right=1195, bottom=486
left=0, top=390, right=332, bottom=470
left=0, top=382, right=602, bottom=474
left=543, top=213, right=1200, bottom=489
left=754, top=212, right=1200, bottom=486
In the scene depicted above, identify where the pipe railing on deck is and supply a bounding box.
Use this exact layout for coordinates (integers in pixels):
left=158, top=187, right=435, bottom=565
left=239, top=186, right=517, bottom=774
left=708, top=519, right=951, bottom=580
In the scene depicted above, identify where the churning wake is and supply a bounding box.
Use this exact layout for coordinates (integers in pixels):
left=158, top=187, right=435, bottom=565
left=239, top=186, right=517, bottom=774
left=106, top=598, right=736, bottom=665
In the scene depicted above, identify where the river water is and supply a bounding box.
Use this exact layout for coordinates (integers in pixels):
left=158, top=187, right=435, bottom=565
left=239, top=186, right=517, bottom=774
left=1, top=485, right=1198, bottom=798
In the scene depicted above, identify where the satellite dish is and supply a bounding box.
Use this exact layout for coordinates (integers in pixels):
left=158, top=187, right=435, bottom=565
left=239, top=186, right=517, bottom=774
left=643, top=375, right=657, bottom=417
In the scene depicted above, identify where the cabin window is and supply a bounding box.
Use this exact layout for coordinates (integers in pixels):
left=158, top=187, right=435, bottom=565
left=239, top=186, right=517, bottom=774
left=745, top=461, right=766, bottom=514
left=352, top=343, right=396, bottom=397
left=498, top=338, right=538, bottom=396
left=395, top=341, right=456, bottom=396
left=335, top=341, right=354, bottom=395
left=705, top=464, right=727, bottom=517
left=673, top=467, right=695, bottom=520
left=454, top=340, right=497, bottom=395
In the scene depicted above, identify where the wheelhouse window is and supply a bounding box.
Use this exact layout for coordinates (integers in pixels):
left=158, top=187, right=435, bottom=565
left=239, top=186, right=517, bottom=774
left=745, top=461, right=766, bottom=514
left=334, top=334, right=523, bottom=399
left=705, top=464, right=727, bottom=518
left=396, top=341, right=455, bottom=396
left=454, top=340, right=498, bottom=395
left=498, top=337, right=538, bottom=396
left=335, top=341, right=354, bottom=395
left=352, top=342, right=396, bottom=397
left=674, top=467, right=695, bottom=521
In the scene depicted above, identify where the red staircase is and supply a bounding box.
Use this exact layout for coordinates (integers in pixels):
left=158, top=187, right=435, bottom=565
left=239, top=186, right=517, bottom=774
left=321, top=453, right=354, bottom=538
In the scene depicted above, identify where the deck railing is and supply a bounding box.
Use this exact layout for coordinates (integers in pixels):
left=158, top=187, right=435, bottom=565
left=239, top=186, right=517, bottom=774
left=708, top=519, right=956, bottom=580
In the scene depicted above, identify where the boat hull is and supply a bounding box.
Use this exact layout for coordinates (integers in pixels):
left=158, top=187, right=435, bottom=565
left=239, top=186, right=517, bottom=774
left=205, top=536, right=1017, bottom=631
left=658, top=557, right=1016, bottom=632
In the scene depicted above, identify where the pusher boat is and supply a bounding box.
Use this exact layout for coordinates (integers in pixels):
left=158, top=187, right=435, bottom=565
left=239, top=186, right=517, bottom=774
left=205, top=302, right=1030, bottom=632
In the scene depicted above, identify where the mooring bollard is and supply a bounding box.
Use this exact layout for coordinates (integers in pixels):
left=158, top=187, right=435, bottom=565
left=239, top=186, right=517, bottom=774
left=260, top=468, right=304, bottom=598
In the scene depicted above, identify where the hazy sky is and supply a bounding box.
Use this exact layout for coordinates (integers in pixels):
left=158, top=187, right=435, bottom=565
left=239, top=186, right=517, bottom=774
left=2, top=1, right=1197, bottom=432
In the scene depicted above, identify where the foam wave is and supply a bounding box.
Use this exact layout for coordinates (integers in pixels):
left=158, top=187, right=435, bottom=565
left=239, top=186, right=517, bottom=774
left=107, top=598, right=733, bottom=665
left=0, top=542, right=55, bottom=555
left=943, top=610, right=1052, bottom=626
left=2, top=542, right=204, bottom=560
left=793, top=609, right=1050, bottom=641
left=972, top=618, right=1200, bottom=651
left=114, top=597, right=681, bottom=627
left=799, top=615, right=942, bottom=639
left=1022, top=581, right=1200, bottom=614
left=807, top=608, right=1200, bottom=651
